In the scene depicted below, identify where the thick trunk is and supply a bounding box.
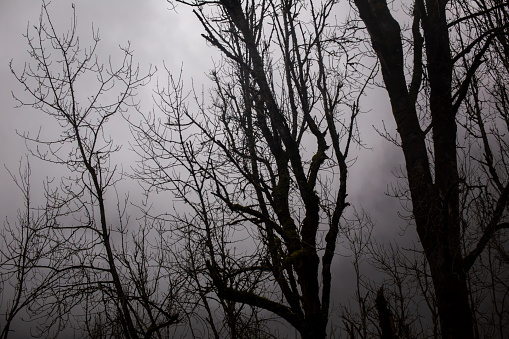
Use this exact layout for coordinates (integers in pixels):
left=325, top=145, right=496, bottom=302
left=300, top=320, right=327, bottom=339
left=415, top=194, right=474, bottom=339
left=418, top=1, right=474, bottom=337
left=353, top=1, right=476, bottom=338
left=428, top=257, right=473, bottom=339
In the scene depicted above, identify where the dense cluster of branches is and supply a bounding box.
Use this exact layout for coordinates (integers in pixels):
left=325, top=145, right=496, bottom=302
left=132, top=1, right=370, bottom=338
left=1, top=0, right=508, bottom=338
left=1, top=4, right=179, bottom=338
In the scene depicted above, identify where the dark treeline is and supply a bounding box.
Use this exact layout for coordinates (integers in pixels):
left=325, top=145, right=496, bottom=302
left=1, top=0, right=508, bottom=338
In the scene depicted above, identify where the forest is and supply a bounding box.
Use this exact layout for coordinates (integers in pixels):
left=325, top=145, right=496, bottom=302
left=1, top=0, right=508, bottom=338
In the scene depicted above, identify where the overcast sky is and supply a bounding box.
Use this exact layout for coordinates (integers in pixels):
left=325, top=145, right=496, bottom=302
left=1, top=0, right=405, bottom=229
left=1, top=0, right=214, bottom=215
left=0, top=1, right=410, bottom=335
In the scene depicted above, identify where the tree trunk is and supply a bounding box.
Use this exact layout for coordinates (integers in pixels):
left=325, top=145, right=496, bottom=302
left=427, top=247, right=474, bottom=339
left=376, top=287, right=396, bottom=339
left=352, top=0, right=476, bottom=338
left=300, top=320, right=327, bottom=339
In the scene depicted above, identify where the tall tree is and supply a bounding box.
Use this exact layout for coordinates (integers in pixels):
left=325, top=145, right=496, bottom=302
left=133, top=0, right=372, bottom=337
left=351, top=0, right=509, bottom=337
left=6, top=3, right=179, bottom=338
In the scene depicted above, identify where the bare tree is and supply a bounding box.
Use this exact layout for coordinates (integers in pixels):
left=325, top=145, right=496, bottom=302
left=131, top=0, right=373, bottom=337
left=0, top=160, right=59, bottom=339
left=6, top=3, right=179, bottom=338
left=351, top=0, right=509, bottom=337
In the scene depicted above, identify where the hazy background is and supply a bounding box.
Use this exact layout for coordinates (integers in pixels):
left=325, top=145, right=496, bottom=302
left=0, top=0, right=410, bottom=335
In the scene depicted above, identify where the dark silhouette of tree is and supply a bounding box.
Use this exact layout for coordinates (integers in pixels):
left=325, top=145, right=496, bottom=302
left=0, top=160, right=57, bottom=339
left=132, top=0, right=372, bottom=337
left=6, top=0, right=507, bottom=338
left=4, top=3, right=179, bottom=338
left=351, top=0, right=509, bottom=337
left=376, top=287, right=396, bottom=339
